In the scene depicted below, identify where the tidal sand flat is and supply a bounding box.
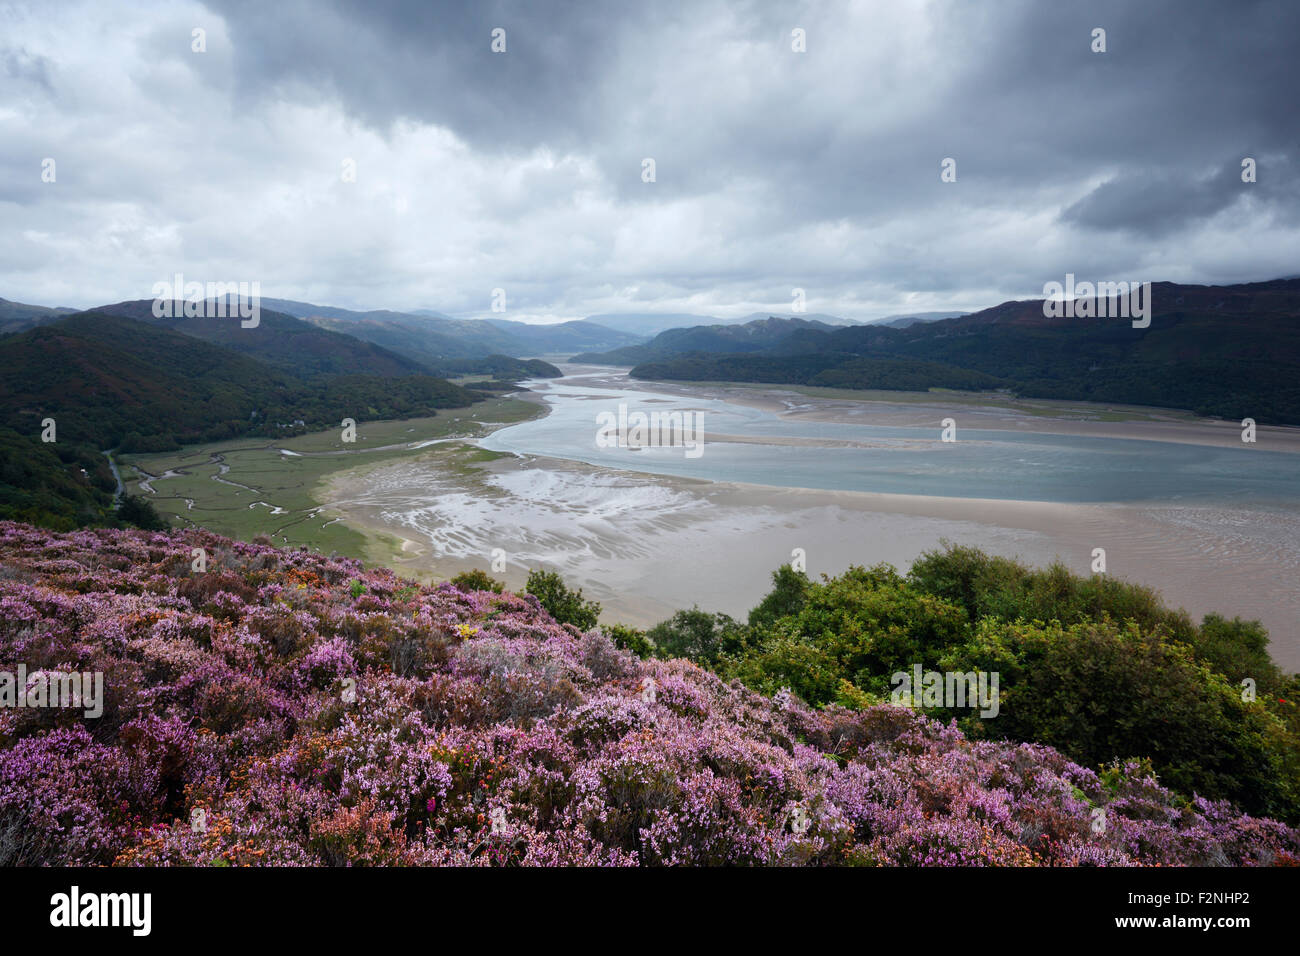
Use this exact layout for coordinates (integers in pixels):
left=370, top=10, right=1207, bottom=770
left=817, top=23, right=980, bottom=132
left=316, top=370, right=1300, bottom=669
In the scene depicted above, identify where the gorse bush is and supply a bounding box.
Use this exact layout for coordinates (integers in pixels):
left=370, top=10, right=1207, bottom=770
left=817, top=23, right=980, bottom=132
left=1, top=522, right=1295, bottom=866
left=655, top=546, right=1300, bottom=824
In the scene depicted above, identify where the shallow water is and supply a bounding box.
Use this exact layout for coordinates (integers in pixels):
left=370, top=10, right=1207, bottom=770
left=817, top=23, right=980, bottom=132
left=480, top=374, right=1300, bottom=507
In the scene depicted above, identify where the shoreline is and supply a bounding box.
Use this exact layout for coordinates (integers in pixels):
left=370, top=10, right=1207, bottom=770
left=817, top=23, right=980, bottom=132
left=557, top=364, right=1300, bottom=453
left=318, top=437, right=1300, bottom=671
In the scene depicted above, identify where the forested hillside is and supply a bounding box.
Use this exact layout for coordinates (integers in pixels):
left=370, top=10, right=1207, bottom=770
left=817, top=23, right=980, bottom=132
left=622, top=279, right=1300, bottom=423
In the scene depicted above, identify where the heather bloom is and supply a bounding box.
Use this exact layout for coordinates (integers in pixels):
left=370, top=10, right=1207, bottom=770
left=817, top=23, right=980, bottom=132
left=0, top=520, right=1296, bottom=867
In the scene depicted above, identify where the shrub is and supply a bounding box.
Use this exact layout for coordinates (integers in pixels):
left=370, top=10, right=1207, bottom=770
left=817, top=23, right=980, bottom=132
left=0, top=521, right=1294, bottom=866
left=646, top=607, right=750, bottom=666
left=601, top=622, right=652, bottom=658
left=451, top=569, right=505, bottom=594
left=524, top=569, right=600, bottom=630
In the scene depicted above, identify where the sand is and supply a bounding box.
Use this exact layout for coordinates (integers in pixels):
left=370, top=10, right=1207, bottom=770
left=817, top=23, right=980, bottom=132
left=318, top=436, right=1300, bottom=671
left=306, top=369, right=1300, bottom=670
left=562, top=364, right=1300, bottom=453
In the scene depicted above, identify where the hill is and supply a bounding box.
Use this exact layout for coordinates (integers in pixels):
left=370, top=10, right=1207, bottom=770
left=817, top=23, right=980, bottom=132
left=92, top=299, right=434, bottom=377
left=0, top=297, right=78, bottom=334
left=0, top=311, right=477, bottom=528
left=581, top=313, right=724, bottom=337
left=871, top=311, right=968, bottom=328
left=0, top=521, right=1294, bottom=866
left=0, top=311, right=476, bottom=448
left=262, top=297, right=641, bottom=359
left=575, top=316, right=846, bottom=365
left=579, top=312, right=858, bottom=340
left=484, top=317, right=641, bottom=354
left=628, top=279, right=1300, bottom=424
left=432, top=355, right=562, bottom=379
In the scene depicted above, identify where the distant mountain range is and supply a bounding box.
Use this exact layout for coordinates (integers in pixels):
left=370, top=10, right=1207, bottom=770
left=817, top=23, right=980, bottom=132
left=1, top=295, right=958, bottom=364
left=0, top=297, right=78, bottom=334
left=583, top=311, right=864, bottom=338
left=262, top=298, right=641, bottom=360
left=871, top=311, right=969, bottom=328
left=575, top=316, right=852, bottom=364
left=623, top=279, right=1300, bottom=424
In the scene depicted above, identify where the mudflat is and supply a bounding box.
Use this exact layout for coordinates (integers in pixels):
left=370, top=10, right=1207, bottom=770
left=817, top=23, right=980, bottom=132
left=317, top=374, right=1300, bottom=669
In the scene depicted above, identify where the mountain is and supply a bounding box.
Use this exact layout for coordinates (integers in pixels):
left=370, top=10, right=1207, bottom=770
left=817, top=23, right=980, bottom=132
left=0, top=297, right=78, bottom=334
left=581, top=313, right=723, bottom=337
left=484, top=318, right=642, bottom=354
left=263, top=297, right=641, bottom=358
left=583, top=311, right=858, bottom=338
left=262, top=297, right=451, bottom=323
left=628, top=279, right=1300, bottom=424
left=433, top=355, right=563, bottom=379
left=300, top=311, right=516, bottom=360
left=871, top=311, right=968, bottom=328
left=730, top=311, right=860, bottom=327
left=0, top=311, right=291, bottom=448
left=91, top=299, right=433, bottom=377
left=574, top=316, right=847, bottom=365
left=0, top=310, right=476, bottom=448
left=0, top=310, right=477, bottom=528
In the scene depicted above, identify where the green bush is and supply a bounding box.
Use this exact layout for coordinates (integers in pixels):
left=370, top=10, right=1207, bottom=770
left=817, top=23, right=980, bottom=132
left=739, top=564, right=966, bottom=704
left=116, top=494, right=169, bottom=531
left=939, top=616, right=1300, bottom=820
left=747, top=564, right=809, bottom=630
left=645, top=607, right=751, bottom=666
left=602, top=623, right=653, bottom=658
left=907, top=543, right=1196, bottom=643
left=524, top=569, right=601, bottom=630
left=450, top=569, right=505, bottom=594
left=701, top=543, right=1300, bottom=823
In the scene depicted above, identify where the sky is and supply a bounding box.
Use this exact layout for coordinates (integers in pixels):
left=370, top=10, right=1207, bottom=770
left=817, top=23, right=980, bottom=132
left=2, top=0, right=1298, bottom=323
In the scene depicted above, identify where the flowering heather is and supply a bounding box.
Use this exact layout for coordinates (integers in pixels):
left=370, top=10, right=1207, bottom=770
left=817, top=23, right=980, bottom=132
left=0, top=521, right=1295, bottom=867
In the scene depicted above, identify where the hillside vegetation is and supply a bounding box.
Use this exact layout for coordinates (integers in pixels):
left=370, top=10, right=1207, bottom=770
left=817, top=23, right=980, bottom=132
left=617, top=279, right=1300, bottom=424
left=0, top=311, right=477, bottom=529
left=0, top=522, right=1295, bottom=866
left=627, top=546, right=1300, bottom=824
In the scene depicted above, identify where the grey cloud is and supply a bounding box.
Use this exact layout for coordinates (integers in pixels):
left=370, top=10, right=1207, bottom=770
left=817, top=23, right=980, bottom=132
left=2, top=0, right=1299, bottom=318
left=2, top=46, right=53, bottom=92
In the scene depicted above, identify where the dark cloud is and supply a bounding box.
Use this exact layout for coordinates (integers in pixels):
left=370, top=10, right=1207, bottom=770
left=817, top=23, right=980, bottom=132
left=1, top=0, right=1298, bottom=317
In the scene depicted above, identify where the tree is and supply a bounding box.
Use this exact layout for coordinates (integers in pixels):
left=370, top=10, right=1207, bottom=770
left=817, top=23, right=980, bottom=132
left=647, top=607, right=750, bottom=666
left=116, top=494, right=168, bottom=531
left=747, top=563, right=809, bottom=629
left=525, top=569, right=600, bottom=630
left=602, top=623, right=652, bottom=658
left=450, top=569, right=504, bottom=593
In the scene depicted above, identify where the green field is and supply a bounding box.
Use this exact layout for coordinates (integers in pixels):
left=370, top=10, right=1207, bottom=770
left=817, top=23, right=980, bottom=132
left=119, top=396, right=539, bottom=556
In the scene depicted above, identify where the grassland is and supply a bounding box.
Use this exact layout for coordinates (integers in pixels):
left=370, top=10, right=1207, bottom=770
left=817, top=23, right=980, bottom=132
left=118, top=396, right=539, bottom=556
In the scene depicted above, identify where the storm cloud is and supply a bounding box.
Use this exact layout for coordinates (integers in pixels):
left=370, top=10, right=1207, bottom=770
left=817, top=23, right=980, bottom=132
left=2, top=0, right=1298, bottom=321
